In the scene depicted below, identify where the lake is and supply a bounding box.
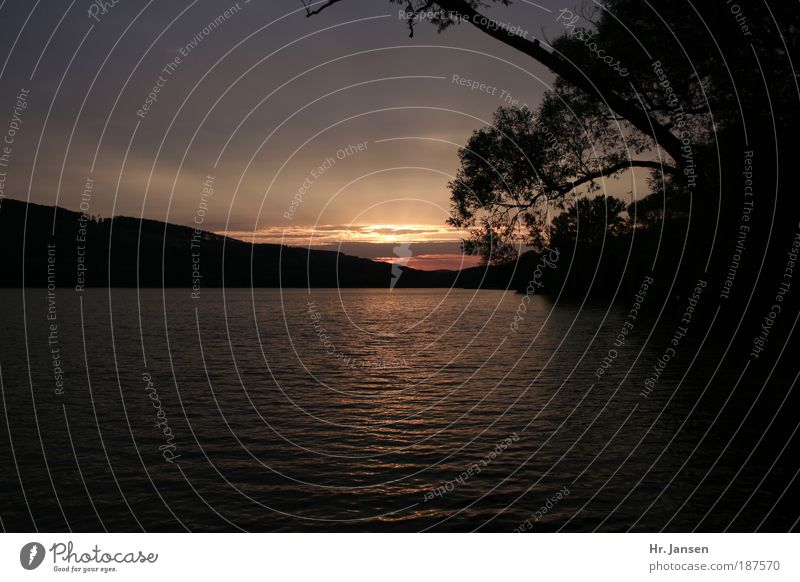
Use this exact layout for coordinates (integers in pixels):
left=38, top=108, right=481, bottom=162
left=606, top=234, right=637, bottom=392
left=0, top=288, right=788, bottom=531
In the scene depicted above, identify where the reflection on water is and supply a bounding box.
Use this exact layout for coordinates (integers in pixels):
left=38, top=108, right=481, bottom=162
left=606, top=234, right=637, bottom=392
left=0, top=289, right=788, bottom=531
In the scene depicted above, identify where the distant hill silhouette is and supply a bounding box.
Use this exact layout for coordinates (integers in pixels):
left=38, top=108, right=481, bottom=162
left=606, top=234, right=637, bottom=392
left=0, top=198, right=542, bottom=290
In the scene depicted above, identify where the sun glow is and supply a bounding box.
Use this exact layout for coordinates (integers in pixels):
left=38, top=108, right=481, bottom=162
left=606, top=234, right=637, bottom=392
left=373, top=253, right=484, bottom=271
left=218, top=223, right=479, bottom=271
left=221, top=224, right=465, bottom=246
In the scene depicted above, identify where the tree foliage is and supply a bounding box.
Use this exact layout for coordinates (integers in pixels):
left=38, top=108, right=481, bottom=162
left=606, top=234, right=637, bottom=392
left=438, top=0, right=798, bottom=262
left=306, top=0, right=800, bottom=264
left=548, top=195, right=628, bottom=251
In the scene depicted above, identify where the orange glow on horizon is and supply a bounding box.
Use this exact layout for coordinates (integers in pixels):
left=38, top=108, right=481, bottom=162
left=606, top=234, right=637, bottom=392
left=217, top=224, right=477, bottom=271
left=374, top=253, right=484, bottom=271
left=220, top=223, right=465, bottom=246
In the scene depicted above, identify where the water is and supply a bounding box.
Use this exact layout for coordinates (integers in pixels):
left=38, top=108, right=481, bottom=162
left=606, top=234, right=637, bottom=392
left=0, top=288, right=789, bottom=531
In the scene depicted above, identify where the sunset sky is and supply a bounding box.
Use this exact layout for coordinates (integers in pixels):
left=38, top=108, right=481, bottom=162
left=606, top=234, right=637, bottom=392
left=0, top=0, right=642, bottom=270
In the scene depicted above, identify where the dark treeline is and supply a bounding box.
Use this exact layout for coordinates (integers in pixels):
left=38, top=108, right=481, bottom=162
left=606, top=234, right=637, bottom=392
left=432, top=0, right=800, bottom=343
left=0, top=197, right=546, bottom=291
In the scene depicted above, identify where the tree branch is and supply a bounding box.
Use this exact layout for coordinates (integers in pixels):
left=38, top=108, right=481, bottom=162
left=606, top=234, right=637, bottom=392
left=302, top=0, right=346, bottom=17
left=303, top=0, right=689, bottom=174
left=432, top=0, right=686, bottom=164
left=557, top=159, right=678, bottom=196
left=404, top=0, right=435, bottom=37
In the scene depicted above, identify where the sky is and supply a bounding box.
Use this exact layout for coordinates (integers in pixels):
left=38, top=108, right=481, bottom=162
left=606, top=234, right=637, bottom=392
left=0, top=0, right=642, bottom=270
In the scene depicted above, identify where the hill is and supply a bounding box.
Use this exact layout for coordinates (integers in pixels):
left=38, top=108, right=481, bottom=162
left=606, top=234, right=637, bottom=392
left=0, top=198, right=539, bottom=290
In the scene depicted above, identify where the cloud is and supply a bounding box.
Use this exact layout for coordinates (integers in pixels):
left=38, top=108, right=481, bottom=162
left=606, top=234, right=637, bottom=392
left=221, top=223, right=465, bottom=245
left=374, top=253, right=483, bottom=271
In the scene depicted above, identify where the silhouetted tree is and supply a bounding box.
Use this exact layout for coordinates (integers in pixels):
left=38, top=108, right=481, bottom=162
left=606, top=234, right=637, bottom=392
left=307, top=1, right=799, bottom=264
left=548, top=195, right=628, bottom=251
left=445, top=101, right=669, bottom=263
